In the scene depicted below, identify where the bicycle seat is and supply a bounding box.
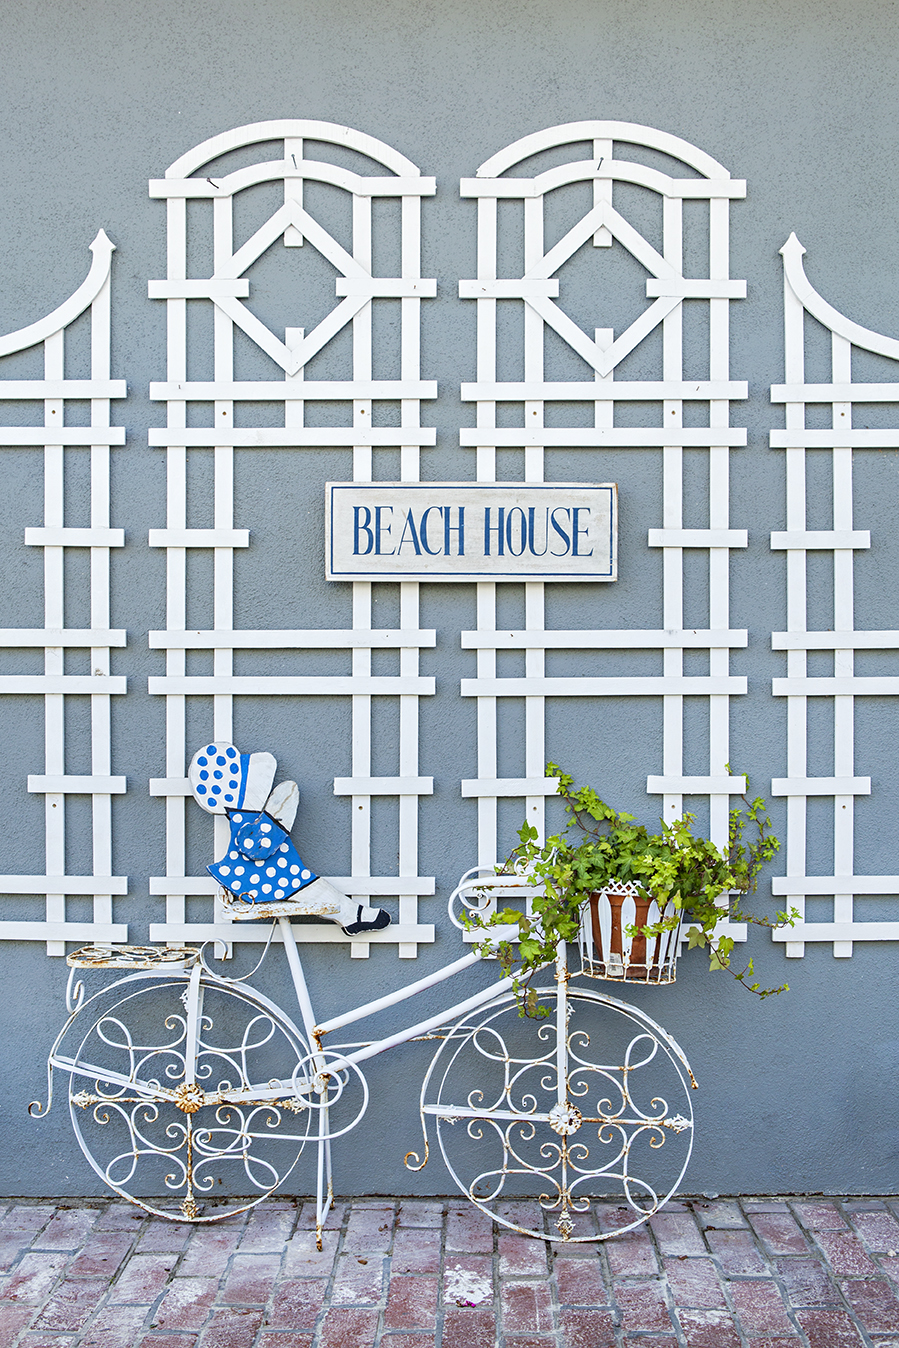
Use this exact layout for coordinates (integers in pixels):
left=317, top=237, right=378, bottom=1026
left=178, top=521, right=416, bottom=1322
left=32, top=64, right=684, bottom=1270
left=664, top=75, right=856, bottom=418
left=66, top=944, right=199, bottom=971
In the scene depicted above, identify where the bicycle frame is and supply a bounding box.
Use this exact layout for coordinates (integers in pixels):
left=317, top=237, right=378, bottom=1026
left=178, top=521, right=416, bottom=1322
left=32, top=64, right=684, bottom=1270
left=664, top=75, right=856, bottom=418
left=35, top=897, right=696, bottom=1245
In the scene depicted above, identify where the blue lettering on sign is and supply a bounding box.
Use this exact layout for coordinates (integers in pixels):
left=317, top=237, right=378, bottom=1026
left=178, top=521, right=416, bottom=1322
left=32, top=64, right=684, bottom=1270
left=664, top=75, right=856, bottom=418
left=550, top=506, right=571, bottom=555
left=343, top=493, right=606, bottom=572
left=527, top=506, right=549, bottom=557
left=444, top=505, right=465, bottom=556
left=353, top=505, right=374, bottom=555
left=571, top=506, right=593, bottom=557
left=374, top=505, right=393, bottom=555
left=505, top=506, right=527, bottom=557
left=484, top=506, right=505, bottom=556
left=397, top=509, right=422, bottom=554
left=420, top=506, right=443, bottom=556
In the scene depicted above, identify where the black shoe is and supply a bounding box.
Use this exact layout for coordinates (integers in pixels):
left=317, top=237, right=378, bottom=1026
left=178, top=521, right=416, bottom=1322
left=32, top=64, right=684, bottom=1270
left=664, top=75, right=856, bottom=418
left=342, top=905, right=391, bottom=936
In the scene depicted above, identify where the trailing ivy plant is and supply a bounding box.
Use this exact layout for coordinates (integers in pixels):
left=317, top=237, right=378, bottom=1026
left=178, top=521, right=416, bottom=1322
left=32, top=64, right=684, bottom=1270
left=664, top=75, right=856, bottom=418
left=465, top=764, right=796, bottom=1017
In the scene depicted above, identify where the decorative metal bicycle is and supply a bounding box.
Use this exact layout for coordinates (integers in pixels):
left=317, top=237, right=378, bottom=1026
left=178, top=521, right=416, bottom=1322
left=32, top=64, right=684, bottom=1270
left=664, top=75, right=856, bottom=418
left=32, top=866, right=696, bottom=1246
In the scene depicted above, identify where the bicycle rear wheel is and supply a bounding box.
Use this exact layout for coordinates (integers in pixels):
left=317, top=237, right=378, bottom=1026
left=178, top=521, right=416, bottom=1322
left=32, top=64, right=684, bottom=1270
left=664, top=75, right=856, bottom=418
left=63, top=975, right=315, bottom=1220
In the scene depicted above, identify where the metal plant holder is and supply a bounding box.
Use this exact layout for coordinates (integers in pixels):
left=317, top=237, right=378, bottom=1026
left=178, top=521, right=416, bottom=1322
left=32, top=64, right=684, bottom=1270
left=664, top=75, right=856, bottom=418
left=578, top=882, right=682, bottom=984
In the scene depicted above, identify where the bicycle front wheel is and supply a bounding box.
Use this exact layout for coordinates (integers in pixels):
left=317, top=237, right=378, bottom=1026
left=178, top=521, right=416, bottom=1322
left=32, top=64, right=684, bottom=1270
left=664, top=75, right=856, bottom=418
left=417, top=984, right=695, bottom=1243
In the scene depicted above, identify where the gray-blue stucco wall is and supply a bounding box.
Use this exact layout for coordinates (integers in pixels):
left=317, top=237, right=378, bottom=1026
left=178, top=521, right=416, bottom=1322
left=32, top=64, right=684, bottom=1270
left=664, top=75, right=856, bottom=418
left=1, top=0, right=898, bottom=1200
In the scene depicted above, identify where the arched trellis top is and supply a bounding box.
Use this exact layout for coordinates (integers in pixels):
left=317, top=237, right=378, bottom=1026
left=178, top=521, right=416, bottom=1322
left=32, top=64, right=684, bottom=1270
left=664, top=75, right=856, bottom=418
left=158, top=118, right=426, bottom=182
left=0, top=231, right=115, bottom=359
left=474, top=120, right=741, bottom=186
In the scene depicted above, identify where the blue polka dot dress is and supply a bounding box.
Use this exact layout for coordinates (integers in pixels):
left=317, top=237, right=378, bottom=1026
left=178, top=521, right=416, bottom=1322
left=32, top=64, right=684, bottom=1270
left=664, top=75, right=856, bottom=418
left=207, top=810, right=319, bottom=904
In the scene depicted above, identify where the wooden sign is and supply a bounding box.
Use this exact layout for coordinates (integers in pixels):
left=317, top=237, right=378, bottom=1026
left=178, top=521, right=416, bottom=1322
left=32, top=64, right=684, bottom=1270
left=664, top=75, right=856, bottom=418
left=326, top=483, right=617, bottom=582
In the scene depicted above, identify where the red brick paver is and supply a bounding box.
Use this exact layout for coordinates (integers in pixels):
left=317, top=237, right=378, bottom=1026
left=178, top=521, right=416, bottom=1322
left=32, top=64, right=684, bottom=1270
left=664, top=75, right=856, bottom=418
left=0, top=1194, right=895, bottom=1345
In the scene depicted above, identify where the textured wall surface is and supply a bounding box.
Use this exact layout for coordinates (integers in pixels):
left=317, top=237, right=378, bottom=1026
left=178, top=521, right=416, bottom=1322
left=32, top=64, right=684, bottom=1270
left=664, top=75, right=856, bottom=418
left=1, top=0, right=899, bottom=1200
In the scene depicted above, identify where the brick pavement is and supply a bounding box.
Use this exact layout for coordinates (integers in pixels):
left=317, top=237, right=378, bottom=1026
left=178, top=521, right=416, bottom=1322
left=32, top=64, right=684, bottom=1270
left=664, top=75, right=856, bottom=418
left=3, top=1196, right=899, bottom=1346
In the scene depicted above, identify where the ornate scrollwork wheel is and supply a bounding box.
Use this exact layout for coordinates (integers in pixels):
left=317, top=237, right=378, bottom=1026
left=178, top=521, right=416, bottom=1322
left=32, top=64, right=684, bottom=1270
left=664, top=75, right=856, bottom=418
left=414, top=984, right=694, bottom=1243
left=61, top=975, right=316, bottom=1221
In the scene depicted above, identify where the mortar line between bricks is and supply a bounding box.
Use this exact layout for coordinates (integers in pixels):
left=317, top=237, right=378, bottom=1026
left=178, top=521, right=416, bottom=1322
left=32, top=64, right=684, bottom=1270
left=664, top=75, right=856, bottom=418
left=789, top=1198, right=880, bottom=1348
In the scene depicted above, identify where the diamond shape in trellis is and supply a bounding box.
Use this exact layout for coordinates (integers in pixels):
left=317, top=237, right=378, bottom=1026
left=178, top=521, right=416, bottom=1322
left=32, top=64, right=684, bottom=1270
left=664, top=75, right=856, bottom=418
left=208, top=201, right=379, bottom=376
left=522, top=200, right=683, bottom=377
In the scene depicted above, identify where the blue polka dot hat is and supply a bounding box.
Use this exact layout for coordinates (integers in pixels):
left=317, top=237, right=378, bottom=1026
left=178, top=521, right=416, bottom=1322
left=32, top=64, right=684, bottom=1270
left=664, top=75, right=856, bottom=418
left=188, top=742, right=277, bottom=815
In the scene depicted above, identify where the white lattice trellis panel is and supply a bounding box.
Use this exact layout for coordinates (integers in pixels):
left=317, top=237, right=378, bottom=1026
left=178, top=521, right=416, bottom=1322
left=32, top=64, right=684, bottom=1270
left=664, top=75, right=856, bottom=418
left=146, top=121, right=437, bottom=958
left=0, top=232, right=128, bottom=953
left=459, top=122, right=749, bottom=939
left=771, top=234, right=899, bottom=957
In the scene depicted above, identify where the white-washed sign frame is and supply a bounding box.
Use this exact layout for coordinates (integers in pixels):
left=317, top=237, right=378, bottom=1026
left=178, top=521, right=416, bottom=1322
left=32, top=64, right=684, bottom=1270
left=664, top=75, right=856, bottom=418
left=326, top=482, right=617, bottom=582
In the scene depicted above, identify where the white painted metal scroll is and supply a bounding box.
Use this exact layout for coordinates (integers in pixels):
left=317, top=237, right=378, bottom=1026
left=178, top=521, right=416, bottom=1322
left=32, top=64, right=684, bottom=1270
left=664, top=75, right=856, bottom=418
left=0, top=232, right=128, bottom=953
left=146, top=121, right=437, bottom=958
left=459, top=123, right=749, bottom=940
left=771, top=234, right=899, bottom=957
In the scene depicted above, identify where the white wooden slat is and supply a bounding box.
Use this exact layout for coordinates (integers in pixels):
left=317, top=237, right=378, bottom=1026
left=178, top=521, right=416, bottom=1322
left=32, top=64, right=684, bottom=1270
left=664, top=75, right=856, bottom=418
left=148, top=280, right=250, bottom=298
left=781, top=232, right=899, bottom=363
left=0, top=875, right=128, bottom=894
left=148, top=529, right=249, bottom=548
left=335, top=278, right=436, bottom=297
left=771, top=777, right=871, bottom=796
left=460, top=427, right=746, bottom=447
left=645, top=279, right=746, bottom=298
left=149, top=427, right=436, bottom=447
left=333, top=777, right=434, bottom=795
left=462, top=676, right=746, bottom=697
left=0, top=428, right=126, bottom=446
left=25, top=528, right=124, bottom=547
left=458, top=280, right=560, bottom=298
left=28, top=776, right=126, bottom=793
left=771, top=430, right=899, bottom=448
left=772, top=922, right=899, bottom=943
left=772, top=876, right=899, bottom=896
left=648, top=529, right=748, bottom=548
left=0, top=676, right=126, bottom=694
left=0, top=629, right=126, bottom=646
left=773, top=677, right=899, bottom=696
left=462, top=628, right=748, bottom=649
left=772, top=383, right=899, bottom=403
left=646, top=776, right=747, bottom=795
left=461, top=778, right=561, bottom=798
left=0, top=381, right=127, bottom=400
left=0, top=922, right=127, bottom=943
left=150, top=629, right=436, bottom=649
left=461, top=381, right=748, bottom=401
left=770, top=531, right=870, bottom=549
left=773, top=630, right=899, bottom=650
left=151, top=380, right=438, bottom=401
